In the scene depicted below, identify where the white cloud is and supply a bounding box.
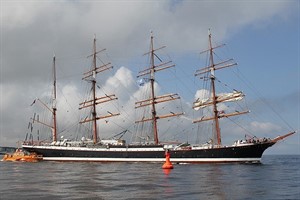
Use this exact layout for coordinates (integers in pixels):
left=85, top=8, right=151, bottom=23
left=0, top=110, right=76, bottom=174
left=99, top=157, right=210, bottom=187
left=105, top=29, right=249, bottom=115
left=250, top=121, right=282, bottom=133
left=56, top=84, right=81, bottom=126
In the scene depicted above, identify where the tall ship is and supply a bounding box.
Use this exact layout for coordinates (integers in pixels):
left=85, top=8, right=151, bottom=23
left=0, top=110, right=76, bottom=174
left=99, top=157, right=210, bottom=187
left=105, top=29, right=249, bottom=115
left=22, top=32, right=295, bottom=163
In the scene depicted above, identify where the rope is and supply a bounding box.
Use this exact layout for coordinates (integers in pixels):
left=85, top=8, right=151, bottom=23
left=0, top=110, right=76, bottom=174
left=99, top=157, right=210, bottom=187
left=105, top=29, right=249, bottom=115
left=234, top=68, right=295, bottom=131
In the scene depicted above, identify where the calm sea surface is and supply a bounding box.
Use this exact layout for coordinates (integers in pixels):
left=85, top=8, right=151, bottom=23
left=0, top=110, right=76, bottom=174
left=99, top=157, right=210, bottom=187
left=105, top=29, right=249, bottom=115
left=0, top=155, right=299, bottom=200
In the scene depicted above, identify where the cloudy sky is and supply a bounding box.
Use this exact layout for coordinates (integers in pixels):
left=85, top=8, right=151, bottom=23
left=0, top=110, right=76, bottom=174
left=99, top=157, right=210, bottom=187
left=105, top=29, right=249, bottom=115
left=1, top=0, right=299, bottom=154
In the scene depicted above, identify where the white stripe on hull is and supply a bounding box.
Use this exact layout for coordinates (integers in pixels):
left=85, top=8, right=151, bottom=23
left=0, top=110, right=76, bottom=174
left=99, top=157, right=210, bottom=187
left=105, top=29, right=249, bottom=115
left=22, top=145, right=165, bottom=152
left=43, top=157, right=261, bottom=163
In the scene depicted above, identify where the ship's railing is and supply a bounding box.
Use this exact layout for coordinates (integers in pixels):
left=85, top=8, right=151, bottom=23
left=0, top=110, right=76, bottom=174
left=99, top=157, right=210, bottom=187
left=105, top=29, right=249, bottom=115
left=22, top=140, right=51, bottom=146
left=233, top=137, right=271, bottom=146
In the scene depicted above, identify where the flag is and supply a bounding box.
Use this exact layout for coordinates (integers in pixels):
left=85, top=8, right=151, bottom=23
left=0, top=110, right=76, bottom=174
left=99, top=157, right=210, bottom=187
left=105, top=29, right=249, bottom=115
left=137, top=78, right=149, bottom=86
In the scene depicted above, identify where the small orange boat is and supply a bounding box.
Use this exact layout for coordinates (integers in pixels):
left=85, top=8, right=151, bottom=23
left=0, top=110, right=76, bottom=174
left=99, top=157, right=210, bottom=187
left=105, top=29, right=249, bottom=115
left=1, top=149, right=42, bottom=162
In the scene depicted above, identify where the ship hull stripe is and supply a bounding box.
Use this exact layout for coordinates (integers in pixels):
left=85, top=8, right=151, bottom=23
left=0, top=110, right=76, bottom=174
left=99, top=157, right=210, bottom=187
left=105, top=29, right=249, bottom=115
left=43, top=157, right=261, bottom=163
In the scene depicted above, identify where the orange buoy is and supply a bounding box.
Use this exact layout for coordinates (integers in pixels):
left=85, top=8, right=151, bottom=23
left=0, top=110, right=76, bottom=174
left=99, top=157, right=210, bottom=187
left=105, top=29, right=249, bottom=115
left=162, top=150, right=173, bottom=169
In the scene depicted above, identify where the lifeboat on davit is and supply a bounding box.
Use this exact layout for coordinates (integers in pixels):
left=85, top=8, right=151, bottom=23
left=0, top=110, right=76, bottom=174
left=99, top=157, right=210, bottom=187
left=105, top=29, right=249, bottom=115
left=1, top=149, right=42, bottom=162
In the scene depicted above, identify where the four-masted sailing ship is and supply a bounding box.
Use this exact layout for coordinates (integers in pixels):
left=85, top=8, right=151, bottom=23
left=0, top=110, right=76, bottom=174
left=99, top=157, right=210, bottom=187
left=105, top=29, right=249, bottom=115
left=22, top=32, right=295, bottom=163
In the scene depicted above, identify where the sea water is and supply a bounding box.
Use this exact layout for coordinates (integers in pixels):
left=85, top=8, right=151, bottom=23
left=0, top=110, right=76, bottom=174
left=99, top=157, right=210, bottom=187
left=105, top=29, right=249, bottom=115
left=0, top=155, right=299, bottom=200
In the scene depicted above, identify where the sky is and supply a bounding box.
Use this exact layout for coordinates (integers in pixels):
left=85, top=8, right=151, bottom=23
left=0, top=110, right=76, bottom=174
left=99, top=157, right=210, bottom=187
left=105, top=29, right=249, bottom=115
left=0, top=0, right=299, bottom=154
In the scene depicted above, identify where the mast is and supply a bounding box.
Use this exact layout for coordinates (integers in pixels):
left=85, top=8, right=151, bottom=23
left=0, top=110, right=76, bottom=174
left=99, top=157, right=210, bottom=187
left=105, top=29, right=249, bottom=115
left=27, top=55, right=65, bottom=143
left=92, top=37, right=98, bottom=144
left=32, top=56, right=59, bottom=142
left=193, top=30, right=248, bottom=146
left=208, top=31, right=221, bottom=145
left=79, top=36, right=120, bottom=144
left=149, top=34, right=159, bottom=144
left=52, top=55, right=57, bottom=142
left=135, top=33, right=183, bottom=145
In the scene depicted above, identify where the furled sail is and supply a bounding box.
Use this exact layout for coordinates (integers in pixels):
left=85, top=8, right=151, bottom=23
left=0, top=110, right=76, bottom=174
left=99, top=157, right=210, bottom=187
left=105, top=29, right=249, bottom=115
left=193, top=90, right=244, bottom=110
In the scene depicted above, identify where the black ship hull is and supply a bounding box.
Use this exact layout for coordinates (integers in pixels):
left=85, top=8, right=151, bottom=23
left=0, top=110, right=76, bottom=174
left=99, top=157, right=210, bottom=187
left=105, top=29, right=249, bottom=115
left=22, top=142, right=275, bottom=163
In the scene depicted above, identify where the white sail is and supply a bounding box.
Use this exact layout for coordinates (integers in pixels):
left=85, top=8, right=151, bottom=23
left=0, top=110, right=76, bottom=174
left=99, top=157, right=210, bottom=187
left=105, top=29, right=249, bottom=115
left=194, top=91, right=244, bottom=110
left=193, top=98, right=210, bottom=110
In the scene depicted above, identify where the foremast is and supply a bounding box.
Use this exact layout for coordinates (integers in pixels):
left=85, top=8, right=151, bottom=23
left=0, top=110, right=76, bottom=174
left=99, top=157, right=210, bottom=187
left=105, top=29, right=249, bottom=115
left=135, top=33, right=183, bottom=145
left=30, top=55, right=58, bottom=143
left=193, top=30, right=248, bottom=146
left=79, top=36, right=120, bottom=144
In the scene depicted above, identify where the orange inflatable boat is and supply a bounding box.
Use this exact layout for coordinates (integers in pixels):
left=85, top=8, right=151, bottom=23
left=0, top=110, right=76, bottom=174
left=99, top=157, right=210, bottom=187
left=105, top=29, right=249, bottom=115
left=1, top=149, right=42, bottom=162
